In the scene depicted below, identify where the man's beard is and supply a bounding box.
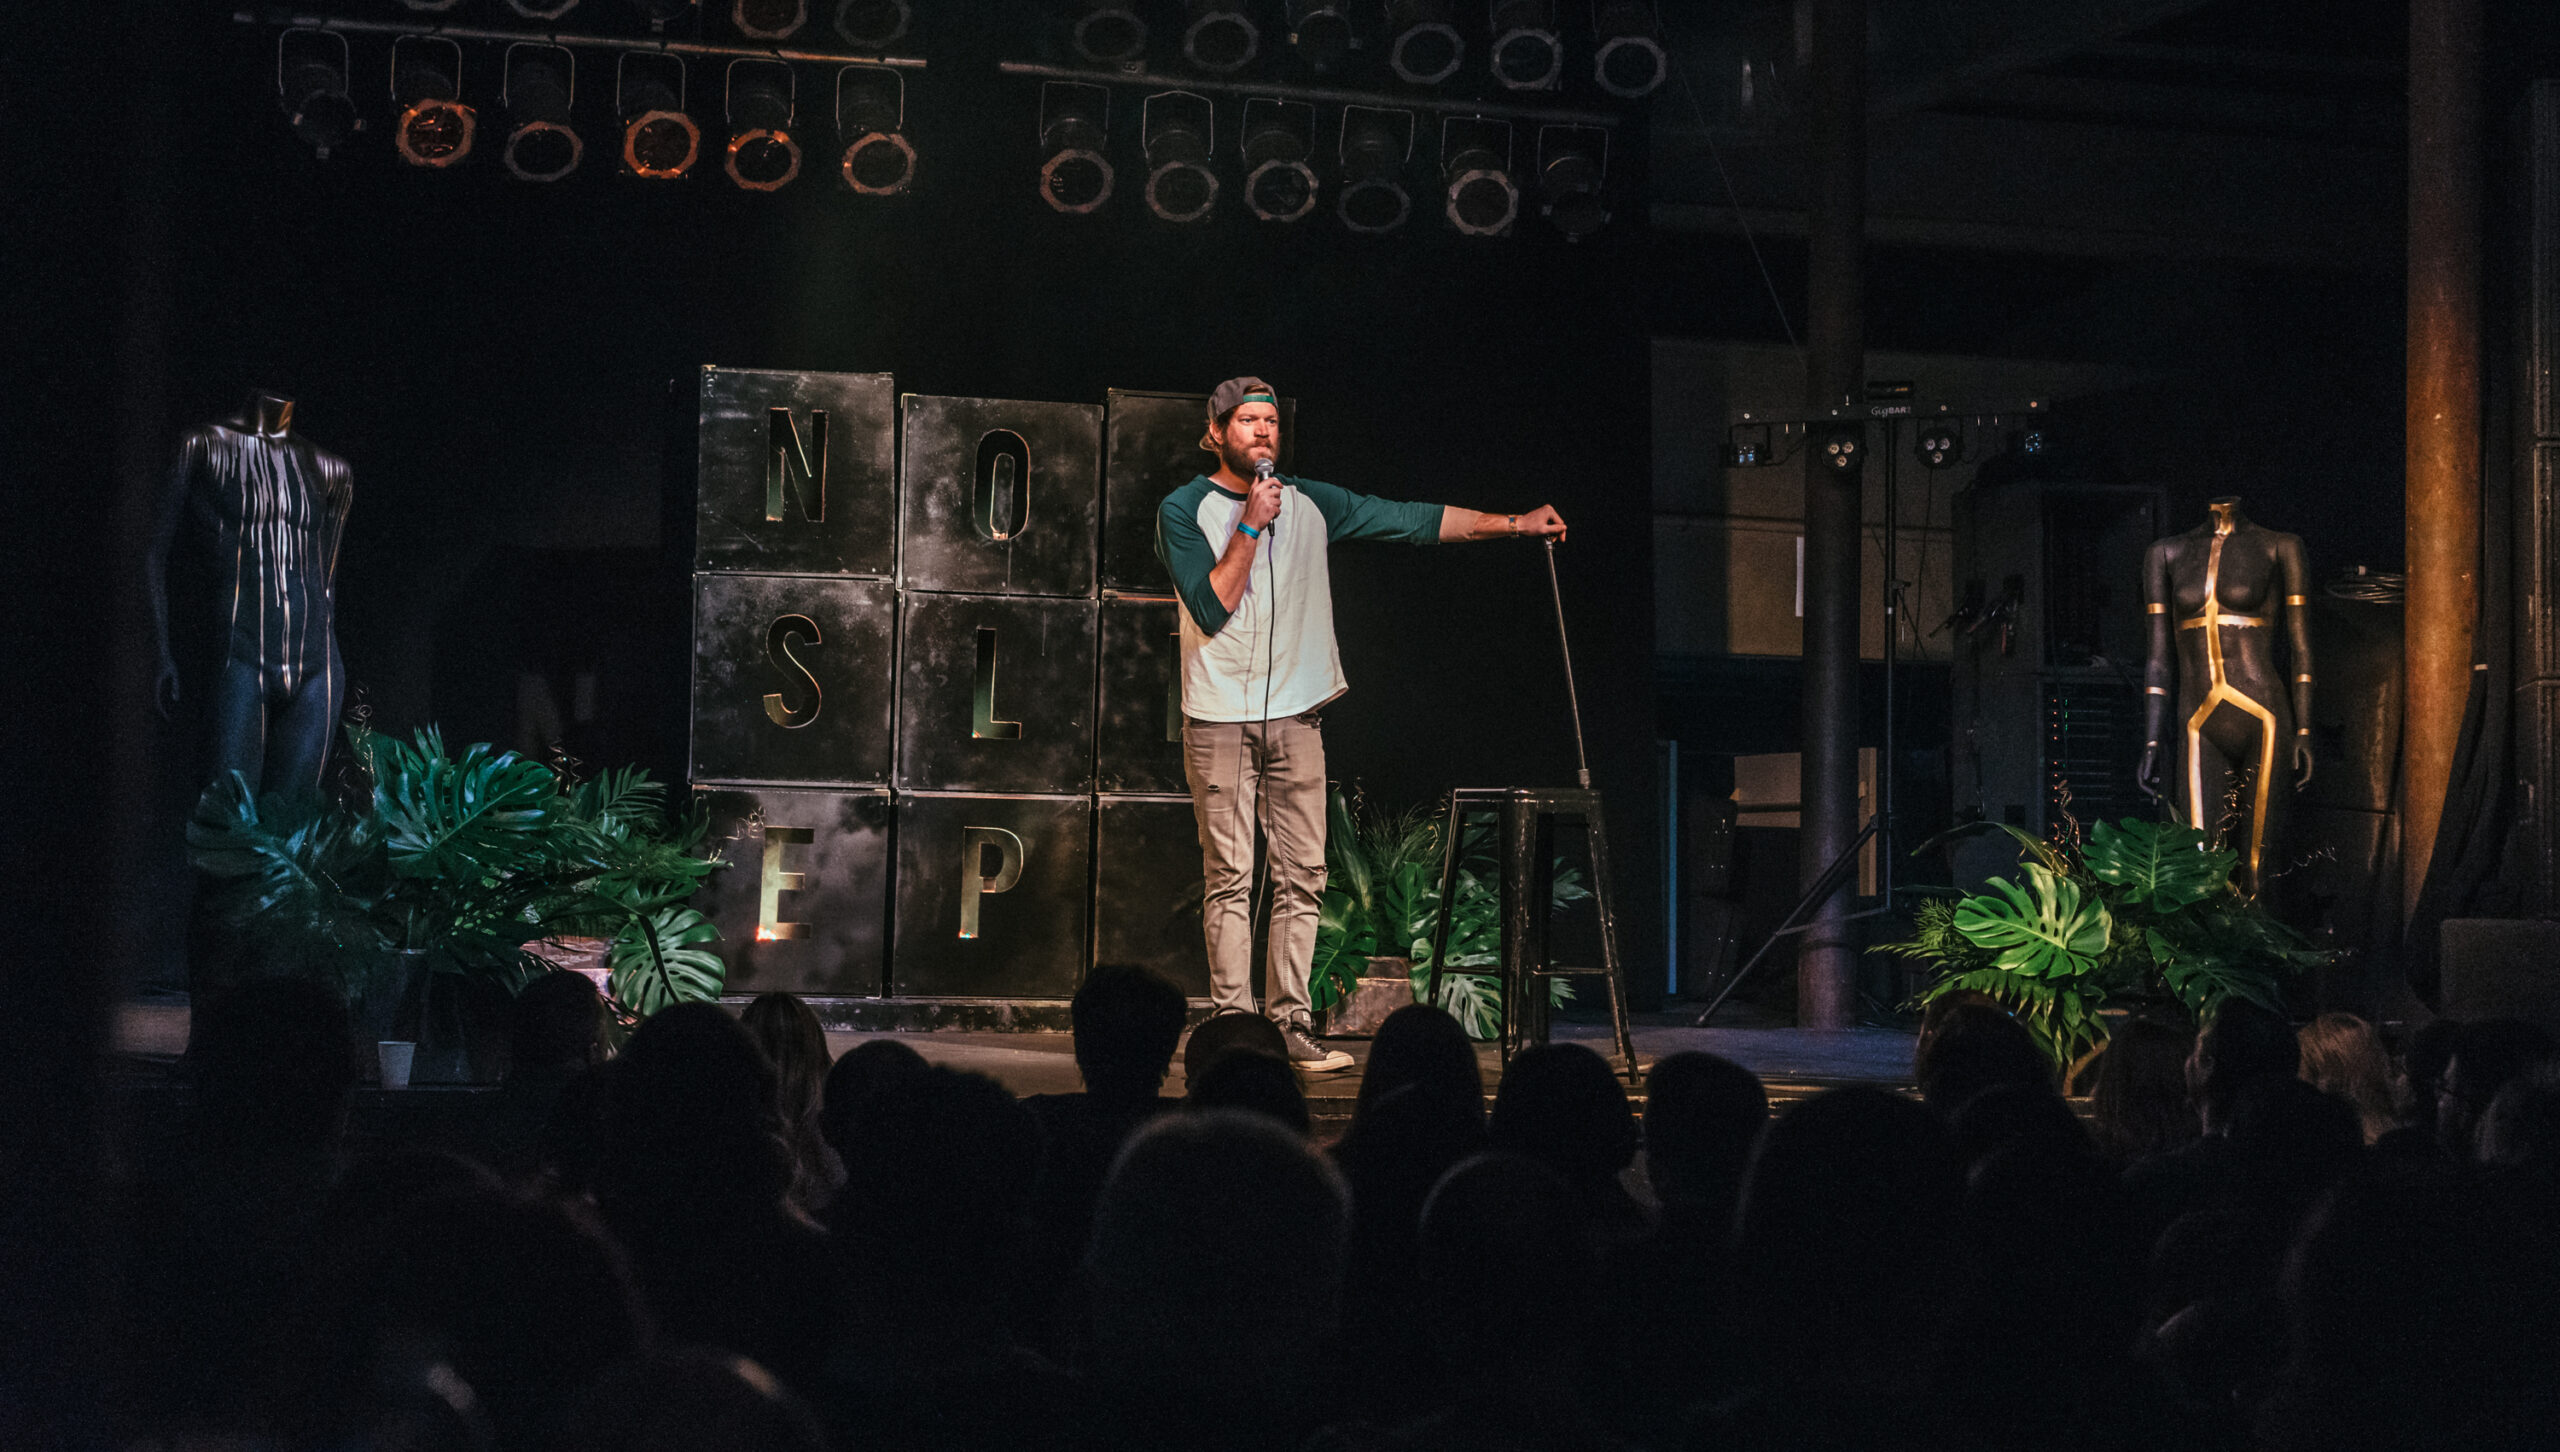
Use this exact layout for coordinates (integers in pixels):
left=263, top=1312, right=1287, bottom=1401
left=1218, top=436, right=1270, bottom=478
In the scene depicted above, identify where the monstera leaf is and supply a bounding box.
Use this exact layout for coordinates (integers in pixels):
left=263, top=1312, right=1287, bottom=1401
left=1952, top=864, right=2112, bottom=979
left=2144, top=926, right=2283, bottom=1016
left=2083, top=818, right=2235, bottom=910
left=372, top=727, right=560, bottom=881
left=607, top=905, right=727, bottom=1016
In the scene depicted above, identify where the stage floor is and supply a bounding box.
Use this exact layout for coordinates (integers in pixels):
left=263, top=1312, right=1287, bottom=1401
left=115, top=996, right=1916, bottom=1126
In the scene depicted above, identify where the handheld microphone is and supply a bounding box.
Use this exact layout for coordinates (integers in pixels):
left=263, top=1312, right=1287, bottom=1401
left=1254, top=456, right=1278, bottom=535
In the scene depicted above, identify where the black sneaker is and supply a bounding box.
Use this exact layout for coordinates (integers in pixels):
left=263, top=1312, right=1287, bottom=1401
left=1282, top=1021, right=1353, bottom=1074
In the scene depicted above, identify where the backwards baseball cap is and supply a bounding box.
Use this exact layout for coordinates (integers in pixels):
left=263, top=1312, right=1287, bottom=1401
left=1201, top=375, right=1279, bottom=448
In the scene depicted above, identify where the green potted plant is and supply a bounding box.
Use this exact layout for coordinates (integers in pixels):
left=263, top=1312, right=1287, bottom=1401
left=188, top=724, right=726, bottom=1081
left=1311, top=786, right=1581, bottom=1041
left=1875, top=816, right=2327, bottom=1079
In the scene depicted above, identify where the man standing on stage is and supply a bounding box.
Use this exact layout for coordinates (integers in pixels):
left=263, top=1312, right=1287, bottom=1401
left=1155, top=378, right=1567, bottom=1072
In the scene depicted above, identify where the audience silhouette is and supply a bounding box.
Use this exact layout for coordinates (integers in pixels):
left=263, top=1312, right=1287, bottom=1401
left=105, top=964, right=2560, bottom=1452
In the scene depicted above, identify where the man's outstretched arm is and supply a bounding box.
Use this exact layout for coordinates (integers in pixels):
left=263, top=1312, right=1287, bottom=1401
left=1438, top=505, right=1568, bottom=542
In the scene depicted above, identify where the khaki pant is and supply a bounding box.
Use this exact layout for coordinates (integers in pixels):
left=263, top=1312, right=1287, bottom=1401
left=1181, top=712, right=1328, bottom=1025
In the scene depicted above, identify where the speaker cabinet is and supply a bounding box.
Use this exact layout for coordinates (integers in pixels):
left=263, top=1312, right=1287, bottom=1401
left=1093, top=793, right=1213, bottom=997
left=691, top=573, right=895, bottom=786
left=897, top=394, right=1102, bottom=598
left=693, top=787, right=892, bottom=995
left=892, top=792, right=1092, bottom=997
left=1096, top=594, right=1189, bottom=794
left=894, top=592, right=1097, bottom=794
left=695, top=367, right=897, bottom=578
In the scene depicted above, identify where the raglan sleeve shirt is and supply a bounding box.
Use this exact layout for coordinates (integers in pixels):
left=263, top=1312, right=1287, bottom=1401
left=1153, top=474, right=1440, bottom=638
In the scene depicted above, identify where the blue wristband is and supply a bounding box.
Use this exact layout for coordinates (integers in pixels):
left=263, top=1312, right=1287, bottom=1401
left=1238, top=523, right=1262, bottom=539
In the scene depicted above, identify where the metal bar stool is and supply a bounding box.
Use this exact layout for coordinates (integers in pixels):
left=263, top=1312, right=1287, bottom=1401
left=1422, top=785, right=1638, bottom=1079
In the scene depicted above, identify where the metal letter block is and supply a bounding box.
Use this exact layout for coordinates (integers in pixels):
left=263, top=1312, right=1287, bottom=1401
left=1096, top=594, right=1189, bottom=794
left=898, top=394, right=1102, bottom=597
left=893, top=792, right=1091, bottom=997
left=1101, top=388, right=1294, bottom=592
left=694, top=786, right=892, bottom=996
left=1093, top=793, right=1220, bottom=998
left=692, top=573, right=895, bottom=786
left=895, top=592, right=1096, bottom=794
left=696, top=367, right=897, bottom=577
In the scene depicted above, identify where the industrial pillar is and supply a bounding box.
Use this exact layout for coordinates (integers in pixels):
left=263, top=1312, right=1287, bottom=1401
left=2402, top=0, right=2483, bottom=915
left=1796, top=0, right=1866, bottom=1030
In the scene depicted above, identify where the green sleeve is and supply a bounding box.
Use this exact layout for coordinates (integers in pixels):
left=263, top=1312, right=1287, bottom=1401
left=1292, top=476, right=1442, bottom=546
left=1155, top=484, right=1232, bottom=635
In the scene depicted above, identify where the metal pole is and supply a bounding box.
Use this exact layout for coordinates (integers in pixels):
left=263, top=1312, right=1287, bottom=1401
left=2401, top=0, right=2483, bottom=917
left=1881, top=418, right=1897, bottom=904
left=1796, top=0, right=1866, bottom=1031
left=1544, top=540, right=1592, bottom=790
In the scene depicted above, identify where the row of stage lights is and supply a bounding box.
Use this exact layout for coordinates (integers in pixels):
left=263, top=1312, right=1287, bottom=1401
left=280, top=30, right=917, bottom=191
left=1034, top=83, right=1608, bottom=236
left=350, top=0, right=1668, bottom=98
left=274, top=31, right=1617, bottom=236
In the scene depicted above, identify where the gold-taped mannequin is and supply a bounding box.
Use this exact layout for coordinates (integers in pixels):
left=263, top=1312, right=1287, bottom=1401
left=2137, top=497, right=2313, bottom=896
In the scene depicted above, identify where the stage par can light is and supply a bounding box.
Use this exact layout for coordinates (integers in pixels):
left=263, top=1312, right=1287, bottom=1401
left=278, top=29, right=359, bottom=159
left=1285, top=0, right=1355, bottom=71
left=1240, top=97, right=1318, bottom=223
left=735, top=0, right=809, bottom=40
left=1440, top=117, right=1517, bottom=237
left=1068, top=0, right=1149, bottom=68
left=724, top=58, right=802, bottom=190
left=1487, top=0, right=1561, bottom=90
left=507, top=0, right=583, bottom=18
left=1916, top=419, right=1964, bottom=470
left=1142, top=91, right=1219, bottom=223
left=835, top=0, right=912, bottom=48
left=1037, top=81, right=1115, bottom=213
left=1385, top=0, right=1463, bottom=85
left=501, top=44, right=583, bottom=181
left=836, top=65, right=914, bottom=194
left=1591, top=0, right=1667, bottom=97
left=1534, top=124, right=1607, bottom=239
left=617, top=53, right=700, bottom=178
left=1818, top=423, right=1865, bottom=476
left=1336, top=104, right=1413, bottom=233
left=391, top=36, right=477, bottom=168
left=1181, top=0, right=1260, bottom=74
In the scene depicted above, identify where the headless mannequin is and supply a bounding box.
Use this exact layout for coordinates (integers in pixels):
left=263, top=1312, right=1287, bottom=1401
left=2137, top=497, right=2313, bottom=896
left=149, top=392, right=352, bottom=800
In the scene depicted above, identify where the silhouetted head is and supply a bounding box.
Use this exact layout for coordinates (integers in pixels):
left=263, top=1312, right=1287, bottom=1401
left=2481, top=1061, right=2560, bottom=1172
left=1488, top=1041, right=1637, bottom=1189
left=564, top=1349, right=827, bottom=1452
left=274, top=1181, right=645, bottom=1450
left=1733, top=1086, right=1963, bottom=1394
left=1087, top=1109, right=1349, bottom=1403
left=188, top=975, right=358, bottom=1156
left=1352, top=1003, right=1481, bottom=1126
left=739, top=992, right=831, bottom=1125
left=1914, top=1001, right=2051, bottom=1120
left=2439, top=1019, right=2557, bottom=1161
left=2225, top=1076, right=2363, bottom=1218
left=833, top=1065, right=1042, bottom=1297
left=2190, top=1000, right=2301, bottom=1134
left=1949, top=1081, right=2095, bottom=1171
left=600, top=1002, right=788, bottom=1205
left=1072, top=964, right=1188, bottom=1104
left=507, top=970, right=604, bottom=1075
left=2297, top=1013, right=2399, bottom=1143
left=1641, top=1051, right=1767, bottom=1213
left=1188, top=1048, right=1310, bottom=1135
left=1418, top=1151, right=1595, bottom=1378
left=2091, top=1013, right=2201, bottom=1162
left=818, top=1036, right=928, bottom=1162
left=1182, top=1008, right=1287, bottom=1086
